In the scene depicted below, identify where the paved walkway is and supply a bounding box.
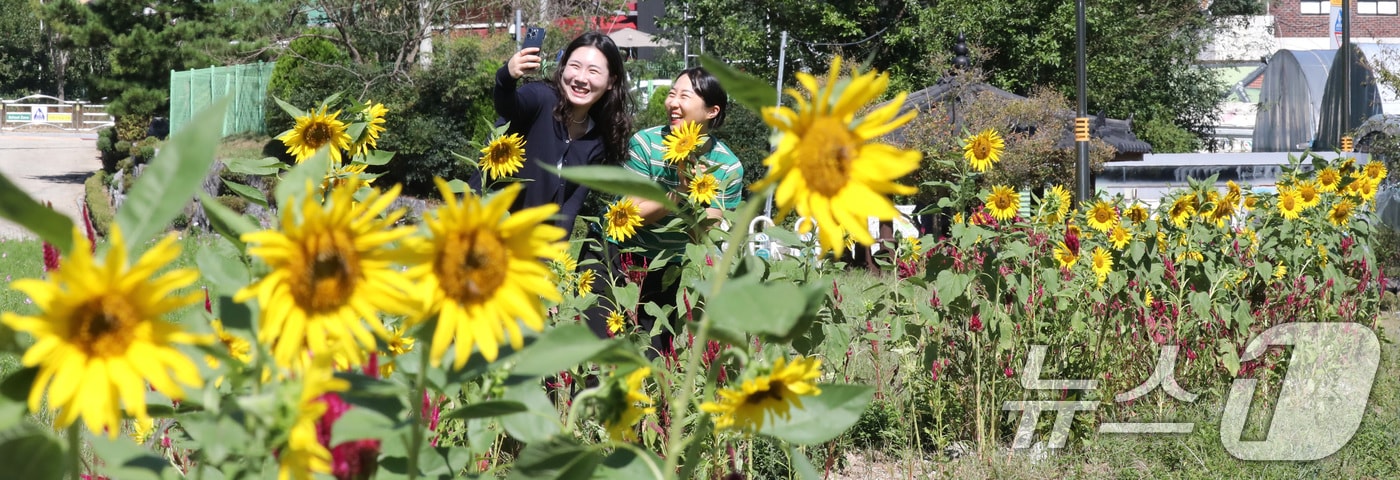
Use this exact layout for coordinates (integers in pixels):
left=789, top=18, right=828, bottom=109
left=0, top=133, right=100, bottom=240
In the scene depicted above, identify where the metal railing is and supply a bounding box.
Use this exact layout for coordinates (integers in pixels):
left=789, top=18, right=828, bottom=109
left=0, top=95, right=115, bottom=133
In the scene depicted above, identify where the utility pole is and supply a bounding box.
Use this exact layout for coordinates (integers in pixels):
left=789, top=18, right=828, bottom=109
left=1074, top=0, right=1091, bottom=207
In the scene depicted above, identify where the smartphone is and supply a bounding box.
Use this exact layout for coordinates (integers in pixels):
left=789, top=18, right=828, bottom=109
left=522, top=26, right=546, bottom=51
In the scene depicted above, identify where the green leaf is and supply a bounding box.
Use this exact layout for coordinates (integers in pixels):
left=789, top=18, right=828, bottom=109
left=116, top=98, right=229, bottom=247
left=273, top=96, right=306, bottom=119
left=87, top=434, right=171, bottom=480
left=331, top=404, right=398, bottom=445
left=273, top=148, right=331, bottom=210
left=222, top=157, right=285, bottom=176
left=215, top=295, right=254, bottom=333
left=709, top=276, right=811, bottom=338
left=199, top=193, right=259, bottom=251
left=500, top=384, right=562, bottom=444
left=0, top=367, right=37, bottom=403
left=0, top=172, right=74, bottom=253
left=763, top=384, right=875, bottom=445
left=700, top=55, right=778, bottom=113
left=1218, top=340, right=1241, bottom=376
left=506, top=435, right=599, bottom=480
left=0, top=423, right=65, bottom=480
left=196, top=240, right=250, bottom=296
left=594, top=447, right=664, bottom=480
left=553, top=165, right=677, bottom=212
left=220, top=178, right=268, bottom=207
left=362, top=150, right=395, bottom=166
left=789, top=446, right=822, bottom=480
left=442, top=400, right=528, bottom=421
left=509, top=324, right=613, bottom=379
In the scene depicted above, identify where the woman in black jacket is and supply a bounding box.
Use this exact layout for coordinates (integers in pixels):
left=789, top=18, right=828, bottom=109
left=477, top=31, right=634, bottom=231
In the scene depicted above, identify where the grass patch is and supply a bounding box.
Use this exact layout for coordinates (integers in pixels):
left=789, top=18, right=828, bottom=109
left=218, top=134, right=273, bottom=163
left=0, top=238, right=41, bottom=377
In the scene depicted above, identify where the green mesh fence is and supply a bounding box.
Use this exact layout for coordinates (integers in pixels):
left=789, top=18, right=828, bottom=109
left=169, top=62, right=274, bottom=137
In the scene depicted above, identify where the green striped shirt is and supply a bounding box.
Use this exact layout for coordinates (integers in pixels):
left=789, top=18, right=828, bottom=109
left=613, top=125, right=744, bottom=258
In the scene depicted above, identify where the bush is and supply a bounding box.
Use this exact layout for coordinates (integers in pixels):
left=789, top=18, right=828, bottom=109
left=264, top=35, right=356, bottom=136
left=132, top=136, right=160, bottom=165
left=1137, top=115, right=1202, bottom=153
left=369, top=34, right=515, bottom=195
left=83, top=171, right=114, bottom=238
left=636, top=85, right=671, bottom=129
left=96, top=128, right=124, bottom=173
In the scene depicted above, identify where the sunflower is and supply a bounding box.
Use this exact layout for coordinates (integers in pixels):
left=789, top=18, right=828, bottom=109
left=1054, top=241, right=1080, bottom=269
left=605, top=198, right=644, bottom=242
left=701, top=356, right=823, bottom=432
left=1247, top=195, right=1263, bottom=212
left=1, top=227, right=207, bottom=436
left=1347, top=176, right=1379, bottom=203
left=235, top=178, right=419, bottom=370
left=323, top=162, right=370, bottom=191
left=279, top=106, right=353, bottom=165
left=1125, top=203, right=1149, bottom=225
left=1296, top=180, right=1321, bottom=209
left=1168, top=195, right=1197, bottom=228
left=1109, top=225, right=1131, bottom=250
left=576, top=268, right=595, bottom=296
left=279, top=360, right=348, bottom=480
left=606, top=367, right=655, bottom=441
left=1086, top=201, right=1118, bottom=232
left=1226, top=181, right=1242, bottom=200
left=376, top=323, right=415, bottom=378
left=985, top=186, right=1020, bottom=222
left=1317, top=168, right=1341, bottom=192
left=963, top=128, right=1005, bottom=173
left=131, top=417, right=156, bottom=445
left=688, top=173, right=720, bottom=206
left=902, top=235, right=923, bottom=262
left=1328, top=198, right=1356, bottom=226
left=1339, top=157, right=1357, bottom=175
left=750, top=56, right=921, bottom=256
left=606, top=310, right=626, bottom=335
left=662, top=121, right=707, bottom=164
left=1091, top=247, right=1112, bottom=284
left=352, top=101, right=388, bottom=157
left=206, top=318, right=253, bottom=375
left=1206, top=194, right=1237, bottom=227
left=480, top=133, right=527, bottom=180
left=1273, top=263, right=1287, bottom=280
left=407, top=180, right=566, bottom=368
left=1318, top=244, right=1329, bottom=268
left=1363, top=161, right=1388, bottom=183
left=1143, top=290, right=1154, bottom=307
left=1041, top=185, right=1073, bottom=224
left=1276, top=189, right=1303, bottom=220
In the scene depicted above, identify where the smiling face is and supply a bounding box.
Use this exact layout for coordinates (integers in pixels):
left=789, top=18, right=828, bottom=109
left=558, top=46, right=613, bottom=112
left=665, top=74, right=720, bottom=131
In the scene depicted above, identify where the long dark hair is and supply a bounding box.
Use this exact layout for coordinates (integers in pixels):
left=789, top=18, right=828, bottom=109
left=549, top=31, right=633, bottom=164
left=675, top=67, right=729, bottom=130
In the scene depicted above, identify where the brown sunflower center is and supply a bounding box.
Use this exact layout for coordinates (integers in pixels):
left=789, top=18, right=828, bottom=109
left=437, top=229, right=509, bottom=305
left=292, top=231, right=360, bottom=313
left=745, top=381, right=788, bottom=405
left=71, top=295, right=139, bottom=357
left=303, top=121, right=332, bottom=148
left=609, top=209, right=634, bottom=228
left=971, top=138, right=992, bottom=161
left=796, top=118, right=857, bottom=197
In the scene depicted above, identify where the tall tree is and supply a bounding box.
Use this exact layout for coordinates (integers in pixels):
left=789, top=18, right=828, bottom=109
left=40, top=0, right=300, bottom=116
left=0, top=0, right=49, bottom=97
left=664, top=0, right=1264, bottom=152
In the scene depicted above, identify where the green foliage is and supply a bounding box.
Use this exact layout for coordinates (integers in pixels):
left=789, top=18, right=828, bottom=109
left=95, top=128, right=123, bottom=173
left=114, top=99, right=227, bottom=247
left=668, top=0, right=1229, bottom=148
left=716, top=106, right=771, bottom=198
left=637, top=86, right=672, bottom=130
left=1137, top=115, right=1202, bottom=153
left=264, top=35, right=356, bottom=135
left=83, top=171, right=114, bottom=238
left=0, top=0, right=48, bottom=97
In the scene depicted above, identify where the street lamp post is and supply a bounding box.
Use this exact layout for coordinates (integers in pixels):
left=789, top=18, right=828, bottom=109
left=1074, top=0, right=1091, bottom=208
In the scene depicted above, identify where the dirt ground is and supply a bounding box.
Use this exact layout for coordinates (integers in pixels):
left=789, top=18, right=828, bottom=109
left=0, top=133, right=100, bottom=239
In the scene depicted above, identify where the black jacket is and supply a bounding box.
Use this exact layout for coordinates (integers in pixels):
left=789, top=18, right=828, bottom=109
left=469, top=65, right=605, bottom=232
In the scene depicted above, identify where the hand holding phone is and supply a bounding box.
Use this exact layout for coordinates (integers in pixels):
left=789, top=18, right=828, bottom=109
left=522, top=26, right=546, bottom=51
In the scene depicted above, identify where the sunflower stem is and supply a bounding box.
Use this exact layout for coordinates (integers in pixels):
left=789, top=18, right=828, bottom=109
left=407, top=345, right=429, bottom=480
left=659, top=193, right=761, bottom=478
left=67, top=422, right=81, bottom=480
